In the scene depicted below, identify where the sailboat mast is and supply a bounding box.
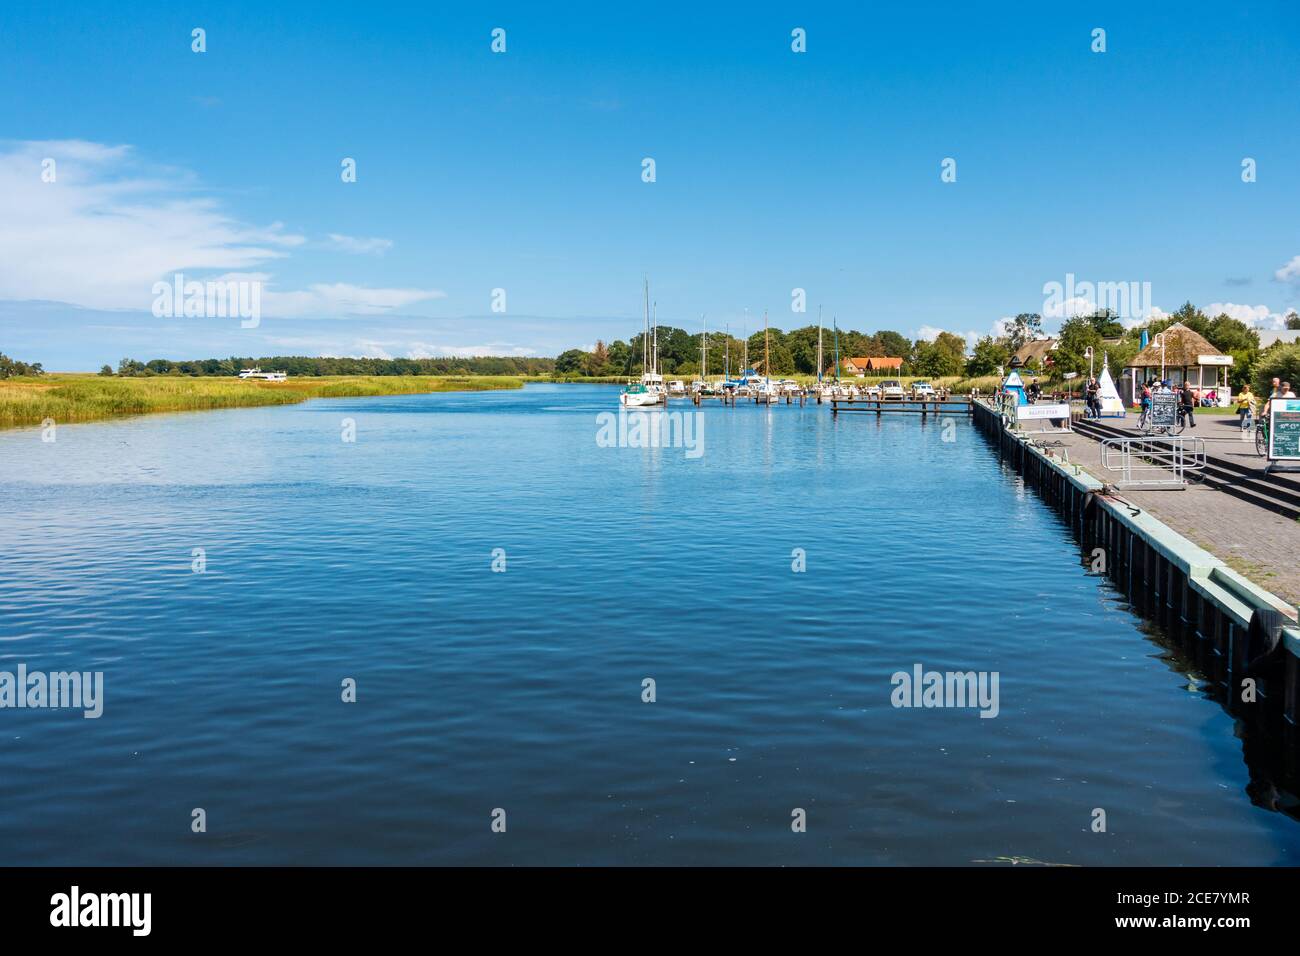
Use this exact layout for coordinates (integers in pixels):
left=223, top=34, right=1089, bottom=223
left=652, top=302, right=658, bottom=375
left=700, top=314, right=707, bottom=378
left=833, top=316, right=840, bottom=383
left=817, top=306, right=823, bottom=384
left=642, top=278, right=649, bottom=374
left=763, top=309, right=770, bottom=386
left=725, top=324, right=730, bottom=380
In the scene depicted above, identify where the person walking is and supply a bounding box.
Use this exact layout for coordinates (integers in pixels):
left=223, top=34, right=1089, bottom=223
left=1139, top=381, right=1153, bottom=429
left=1236, top=384, right=1256, bottom=430
left=1179, top=381, right=1196, bottom=429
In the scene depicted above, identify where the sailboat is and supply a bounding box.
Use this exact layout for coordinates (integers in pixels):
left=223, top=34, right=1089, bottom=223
left=620, top=279, right=667, bottom=408
left=691, top=314, right=709, bottom=393
left=756, top=309, right=779, bottom=403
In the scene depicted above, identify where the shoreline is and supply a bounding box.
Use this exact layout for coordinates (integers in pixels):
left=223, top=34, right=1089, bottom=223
left=0, top=374, right=525, bottom=431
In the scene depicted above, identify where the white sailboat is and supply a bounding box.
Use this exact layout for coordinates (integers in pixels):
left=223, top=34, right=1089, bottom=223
left=691, top=314, right=708, bottom=393
left=756, top=309, right=779, bottom=402
left=620, top=279, right=667, bottom=408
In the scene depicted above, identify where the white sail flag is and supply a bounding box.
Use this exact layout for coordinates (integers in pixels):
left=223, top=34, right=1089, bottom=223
left=1098, top=362, right=1124, bottom=416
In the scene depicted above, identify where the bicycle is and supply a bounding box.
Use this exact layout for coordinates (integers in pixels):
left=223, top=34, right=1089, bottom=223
left=1255, top=419, right=1269, bottom=457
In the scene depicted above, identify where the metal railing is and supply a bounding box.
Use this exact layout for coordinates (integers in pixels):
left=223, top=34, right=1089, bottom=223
left=1100, top=435, right=1206, bottom=489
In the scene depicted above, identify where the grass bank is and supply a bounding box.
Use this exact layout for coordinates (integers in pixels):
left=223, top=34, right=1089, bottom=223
left=0, top=374, right=524, bottom=430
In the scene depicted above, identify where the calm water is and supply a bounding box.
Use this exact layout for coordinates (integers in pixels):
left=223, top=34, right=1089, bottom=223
left=0, top=383, right=1296, bottom=865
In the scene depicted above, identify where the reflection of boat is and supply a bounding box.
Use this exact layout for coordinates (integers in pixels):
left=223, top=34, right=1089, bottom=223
left=620, top=279, right=667, bottom=408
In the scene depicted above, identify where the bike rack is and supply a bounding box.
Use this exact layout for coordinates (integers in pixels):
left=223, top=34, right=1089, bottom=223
left=1100, top=436, right=1206, bottom=489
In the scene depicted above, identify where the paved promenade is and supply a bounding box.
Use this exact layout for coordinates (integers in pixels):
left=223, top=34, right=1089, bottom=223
left=1029, top=413, right=1300, bottom=610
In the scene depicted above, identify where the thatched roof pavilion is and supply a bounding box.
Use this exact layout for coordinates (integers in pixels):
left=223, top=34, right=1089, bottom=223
left=1129, top=322, right=1231, bottom=389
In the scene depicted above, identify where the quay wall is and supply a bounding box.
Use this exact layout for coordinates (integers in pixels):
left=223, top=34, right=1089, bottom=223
left=971, top=399, right=1300, bottom=769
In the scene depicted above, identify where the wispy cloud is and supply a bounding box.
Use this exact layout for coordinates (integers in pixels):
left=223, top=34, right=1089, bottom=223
left=407, top=342, right=537, bottom=358
left=0, top=139, right=440, bottom=317
left=1275, top=255, right=1300, bottom=285
left=326, top=233, right=394, bottom=256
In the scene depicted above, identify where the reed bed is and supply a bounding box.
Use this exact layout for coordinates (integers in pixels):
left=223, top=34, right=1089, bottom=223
left=0, top=375, right=523, bottom=430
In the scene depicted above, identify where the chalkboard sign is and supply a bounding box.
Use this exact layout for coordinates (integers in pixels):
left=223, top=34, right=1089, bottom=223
left=1149, top=393, right=1178, bottom=428
left=1268, top=399, right=1300, bottom=461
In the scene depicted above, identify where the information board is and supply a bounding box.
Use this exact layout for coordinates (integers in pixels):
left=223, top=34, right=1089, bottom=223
left=1268, top=398, right=1300, bottom=461
left=1016, top=403, right=1070, bottom=421
left=1149, top=393, right=1178, bottom=428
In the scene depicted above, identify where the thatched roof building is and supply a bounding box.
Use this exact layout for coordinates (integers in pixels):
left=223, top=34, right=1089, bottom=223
left=1131, top=323, right=1216, bottom=367
left=1010, top=338, right=1056, bottom=369
left=1129, top=322, right=1231, bottom=388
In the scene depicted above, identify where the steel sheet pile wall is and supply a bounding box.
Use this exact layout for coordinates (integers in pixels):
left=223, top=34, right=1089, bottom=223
left=972, top=400, right=1300, bottom=792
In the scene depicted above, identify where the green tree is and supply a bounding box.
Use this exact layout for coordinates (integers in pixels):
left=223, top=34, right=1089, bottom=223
left=911, top=332, right=965, bottom=377
left=966, top=336, right=1009, bottom=377
left=1255, top=343, right=1300, bottom=397
left=875, top=330, right=911, bottom=360
left=98, top=364, right=114, bottom=376
left=0, top=352, right=43, bottom=378
left=607, top=340, right=631, bottom=374
left=1206, top=313, right=1261, bottom=385
left=1053, top=316, right=1105, bottom=377
left=554, top=349, right=588, bottom=375
left=1006, top=313, right=1043, bottom=352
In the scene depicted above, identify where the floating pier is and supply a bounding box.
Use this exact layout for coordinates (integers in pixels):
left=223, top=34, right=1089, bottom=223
left=830, top=397, right=973, bottom=417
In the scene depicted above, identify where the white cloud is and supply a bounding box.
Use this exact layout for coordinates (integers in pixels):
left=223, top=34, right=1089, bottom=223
left=326, top=233, right=394, bottom=255
left=1275, top=255, right=1300, bottom=284
left=1203, top=302, right=1276, bottom=326
left=406, top=342, right=537, bottom=358
left=0, top=140, right=440, bottom=317
left=1042, top=296, right=1096, bottom=320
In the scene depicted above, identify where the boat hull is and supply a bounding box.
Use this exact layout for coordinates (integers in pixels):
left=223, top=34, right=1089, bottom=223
left=620, top=392, right=666, bottom=408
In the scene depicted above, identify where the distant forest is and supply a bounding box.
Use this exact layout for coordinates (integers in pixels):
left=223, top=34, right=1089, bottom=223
left=109, top=355, right=556, bottom=377
left=98, top=301, right=1288, bottom=384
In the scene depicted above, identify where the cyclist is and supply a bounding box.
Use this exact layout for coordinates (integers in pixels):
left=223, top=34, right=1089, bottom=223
left=1138, top=381, right=1153, bottom=429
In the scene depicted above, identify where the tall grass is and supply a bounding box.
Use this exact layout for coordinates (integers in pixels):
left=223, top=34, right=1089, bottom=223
left=0, top=375, right=523, bottom=430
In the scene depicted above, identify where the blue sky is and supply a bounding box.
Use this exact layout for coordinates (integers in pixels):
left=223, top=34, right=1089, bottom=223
left=2, top=0, right=1298, bottom=369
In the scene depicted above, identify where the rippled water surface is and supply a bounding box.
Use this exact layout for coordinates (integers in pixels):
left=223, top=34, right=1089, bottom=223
left=0, top=383, right=1296, bottom=865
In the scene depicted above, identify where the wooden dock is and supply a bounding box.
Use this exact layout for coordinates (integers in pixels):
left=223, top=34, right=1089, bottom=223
left=830, top=397, right=973, bottom=417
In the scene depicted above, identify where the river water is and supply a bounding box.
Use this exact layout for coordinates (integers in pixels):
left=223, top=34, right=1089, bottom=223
left=0, top=383, right=1295, bottom=864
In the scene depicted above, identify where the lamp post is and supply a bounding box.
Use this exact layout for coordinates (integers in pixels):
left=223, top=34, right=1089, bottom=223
left=1152, top=333, right=1167, bottom=382
left=1084, top=346, right=1095, bottom=382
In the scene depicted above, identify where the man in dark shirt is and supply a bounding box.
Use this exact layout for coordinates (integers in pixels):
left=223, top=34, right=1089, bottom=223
left=1179, top=382, right=1196, bottom=429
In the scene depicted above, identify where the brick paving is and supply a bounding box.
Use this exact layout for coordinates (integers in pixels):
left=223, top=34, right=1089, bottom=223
left=1038, top=414, right=1300, bottom=609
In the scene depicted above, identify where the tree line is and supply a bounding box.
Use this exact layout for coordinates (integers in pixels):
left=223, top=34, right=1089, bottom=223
left=106, top=355, right=556, bottom=377
left=0, top=352, right=44, bottom=378
left=30, top=300, right=1300, bottom=385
